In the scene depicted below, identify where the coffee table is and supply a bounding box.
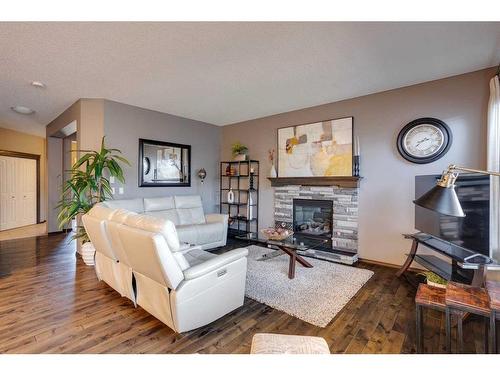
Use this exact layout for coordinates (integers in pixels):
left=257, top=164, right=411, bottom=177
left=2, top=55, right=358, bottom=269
left=236, top=233, right=328, bottom=279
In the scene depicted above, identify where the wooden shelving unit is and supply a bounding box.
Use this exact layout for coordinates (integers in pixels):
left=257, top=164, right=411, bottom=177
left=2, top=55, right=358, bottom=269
left=220, top=160, right=259, bottom=238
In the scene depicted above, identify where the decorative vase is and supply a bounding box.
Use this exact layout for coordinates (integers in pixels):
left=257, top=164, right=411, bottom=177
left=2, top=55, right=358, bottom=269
left=227, top=188, right=235, bottom=204
left=269, top=164, right=277, bottom=178
left=233, top=153, right=247, bottom=161
left=81, top=241, right=96, bottom=266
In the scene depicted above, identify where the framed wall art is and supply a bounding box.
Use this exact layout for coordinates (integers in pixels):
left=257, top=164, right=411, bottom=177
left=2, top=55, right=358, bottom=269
left=277, top=116, right=353, bottom=177
left=138, top=138, right=191, bottom=187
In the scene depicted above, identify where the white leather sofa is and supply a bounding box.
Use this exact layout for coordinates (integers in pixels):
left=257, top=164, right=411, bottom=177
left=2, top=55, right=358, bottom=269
left=99, top=195, right=228, bottom=250
left=82, top=205, right=248, bottom=333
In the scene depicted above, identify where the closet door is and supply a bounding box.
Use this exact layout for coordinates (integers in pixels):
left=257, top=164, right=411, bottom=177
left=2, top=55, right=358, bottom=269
left=18, top=158, right=37, bottom=227
left=0, top=156, right=18, bottom=230
left=0, top=156, right=37, bottom=230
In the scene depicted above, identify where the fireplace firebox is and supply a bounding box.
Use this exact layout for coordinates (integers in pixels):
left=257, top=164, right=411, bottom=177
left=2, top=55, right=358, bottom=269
left=293, top=199, right=333, bottom=240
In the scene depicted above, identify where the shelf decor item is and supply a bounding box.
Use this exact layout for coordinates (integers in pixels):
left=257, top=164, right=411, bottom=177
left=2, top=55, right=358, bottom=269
left=231, top=141, right=249, bottom=161
left=227, top=188, right=235, bottom=204
left=277, top=116, right=353, bottom=177
left=268, top=149, right=277, bottom=177
left=353, top=136, right=360, bottom=177
left=260, top=227, right=293, bottom=241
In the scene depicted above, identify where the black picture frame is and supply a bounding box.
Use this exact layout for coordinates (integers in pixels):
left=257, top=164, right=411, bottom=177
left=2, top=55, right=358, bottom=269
left=396, top=117, right=452, bottom=164
left=138, top=138, right=191, bottom=187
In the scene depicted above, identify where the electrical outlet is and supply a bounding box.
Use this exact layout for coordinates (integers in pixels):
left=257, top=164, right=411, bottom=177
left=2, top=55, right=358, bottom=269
left=110, top=176, right=115, bottom=184
left=119, top=187, right=124, bottom=195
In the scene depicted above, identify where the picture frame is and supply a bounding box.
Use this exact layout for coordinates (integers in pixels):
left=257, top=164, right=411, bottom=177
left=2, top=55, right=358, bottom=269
left=138, top=138, right=191, bottom=187
left=277, top=116, right=354, bottom=177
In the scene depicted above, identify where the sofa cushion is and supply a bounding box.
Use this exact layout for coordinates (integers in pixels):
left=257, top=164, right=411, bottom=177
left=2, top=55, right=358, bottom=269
left=145, top=209, right=180, bottom=225
left=174, top=195, right=205, bottom=225
left=144, top=197, right=175, bottom=212
left=124, top=213, right=181, bottom=252
left=101, top=198, right=144, bottom=213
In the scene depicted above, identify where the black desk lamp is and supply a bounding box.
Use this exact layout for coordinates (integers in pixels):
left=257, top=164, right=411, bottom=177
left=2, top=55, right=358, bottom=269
left=414, top=164, right=500, bottom=217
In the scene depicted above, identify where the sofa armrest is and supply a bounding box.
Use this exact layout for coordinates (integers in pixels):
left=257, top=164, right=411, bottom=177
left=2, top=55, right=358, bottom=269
left=183, top=247, right=248, bottom=280
left=205, top=213, right=228, bottom=224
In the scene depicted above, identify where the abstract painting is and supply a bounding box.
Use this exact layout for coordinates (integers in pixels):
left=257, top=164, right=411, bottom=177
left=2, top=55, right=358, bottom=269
left=277, top=117, right=353, bottom=177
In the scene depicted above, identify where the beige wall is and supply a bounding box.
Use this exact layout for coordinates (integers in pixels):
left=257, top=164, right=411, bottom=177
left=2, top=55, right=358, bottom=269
left=45, top=99, right=105, bottom=233
left=221, top=68, right=494, bottom=266
left=0, top=126, right=48, bottom=223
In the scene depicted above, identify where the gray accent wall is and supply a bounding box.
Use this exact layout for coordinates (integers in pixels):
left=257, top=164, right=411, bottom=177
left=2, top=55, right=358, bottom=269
left=103, top=100, right=221, bottom=213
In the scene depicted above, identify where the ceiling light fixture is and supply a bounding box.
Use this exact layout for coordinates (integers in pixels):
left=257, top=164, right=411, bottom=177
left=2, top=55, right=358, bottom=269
left=31, top=81, right=46, bottom=88
left=11, top=105, right=35, bottom=115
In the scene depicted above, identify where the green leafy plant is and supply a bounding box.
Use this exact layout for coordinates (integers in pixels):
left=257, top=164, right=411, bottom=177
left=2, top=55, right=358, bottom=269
left=231, top=141, right=248, bottom=157
left=56, top=137, right=130, bottom=242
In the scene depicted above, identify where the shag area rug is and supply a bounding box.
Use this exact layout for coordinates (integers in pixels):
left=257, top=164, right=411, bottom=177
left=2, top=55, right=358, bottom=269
left=245, top=245, right=374, bottom=327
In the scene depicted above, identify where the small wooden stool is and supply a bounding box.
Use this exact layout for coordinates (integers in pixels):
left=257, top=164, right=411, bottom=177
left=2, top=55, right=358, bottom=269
left=486, top=280, right=500, bottom=354
left=445, top=281, right=491, bottom=353
left=415, top=283, right=447, bottom=353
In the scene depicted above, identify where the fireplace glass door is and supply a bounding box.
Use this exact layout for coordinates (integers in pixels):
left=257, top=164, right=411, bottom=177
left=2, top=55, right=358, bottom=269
left=293, top=199, right=333, bottom=239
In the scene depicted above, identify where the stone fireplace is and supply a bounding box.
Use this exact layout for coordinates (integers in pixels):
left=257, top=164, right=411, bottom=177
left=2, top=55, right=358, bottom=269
left=274, top=185, right=358, bottom=253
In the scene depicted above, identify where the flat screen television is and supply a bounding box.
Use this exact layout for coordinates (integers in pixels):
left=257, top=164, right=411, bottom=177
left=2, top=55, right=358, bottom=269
left=415, top=174, right=490, bottom=256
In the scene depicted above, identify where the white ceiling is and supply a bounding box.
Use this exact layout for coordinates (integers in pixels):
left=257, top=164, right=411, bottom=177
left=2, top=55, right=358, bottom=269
left=1, top=22, right=499, bottom=137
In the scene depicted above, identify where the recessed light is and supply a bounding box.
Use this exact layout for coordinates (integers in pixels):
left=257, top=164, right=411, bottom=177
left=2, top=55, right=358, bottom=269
left=11, top=106, right=35, bottom=115
left=31, top=81, right=46, bottom=88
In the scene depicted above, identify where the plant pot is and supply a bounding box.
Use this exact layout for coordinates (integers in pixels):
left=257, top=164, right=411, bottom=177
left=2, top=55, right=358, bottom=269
left=233, top=153, right=247, bottom=161
left=427, top=280, right=446, bottom=289
left=81, top=241, right=96, bottom=266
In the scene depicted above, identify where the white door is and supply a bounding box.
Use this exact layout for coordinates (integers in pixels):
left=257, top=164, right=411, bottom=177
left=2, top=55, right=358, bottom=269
left=0, top=156, right=37, bottom=230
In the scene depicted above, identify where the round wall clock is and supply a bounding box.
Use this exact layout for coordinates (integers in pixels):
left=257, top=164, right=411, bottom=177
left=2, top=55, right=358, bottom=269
left=396, top=118, right=452, bottom=164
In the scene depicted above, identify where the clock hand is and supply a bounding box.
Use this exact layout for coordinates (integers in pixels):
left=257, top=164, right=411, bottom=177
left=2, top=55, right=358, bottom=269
left=416, top=137, right=429, bottom=146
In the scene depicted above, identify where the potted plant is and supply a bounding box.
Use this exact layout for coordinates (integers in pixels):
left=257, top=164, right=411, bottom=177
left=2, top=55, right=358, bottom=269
left=57, top=137, right=130, bottom=265
left=419, top=271, right=447, bottom=289
left=231, top=141, right=249, bottom=161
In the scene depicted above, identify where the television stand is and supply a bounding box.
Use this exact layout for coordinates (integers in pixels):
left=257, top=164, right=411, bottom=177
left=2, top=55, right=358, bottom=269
left=396, top=232, right=499, bottom=287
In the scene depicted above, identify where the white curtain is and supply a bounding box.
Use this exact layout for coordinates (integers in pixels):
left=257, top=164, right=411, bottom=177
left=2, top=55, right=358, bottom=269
left=487, top=74, right=500, bottom=262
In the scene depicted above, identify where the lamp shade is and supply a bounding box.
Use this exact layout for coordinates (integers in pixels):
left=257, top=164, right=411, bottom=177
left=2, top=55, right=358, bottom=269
left=413, top=184, right=465, bottom=217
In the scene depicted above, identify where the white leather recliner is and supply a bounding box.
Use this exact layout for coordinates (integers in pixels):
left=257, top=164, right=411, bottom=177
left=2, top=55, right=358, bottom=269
left=82, top=206, right=248, bottom=333
left=81, top=206, right=136, bottom=303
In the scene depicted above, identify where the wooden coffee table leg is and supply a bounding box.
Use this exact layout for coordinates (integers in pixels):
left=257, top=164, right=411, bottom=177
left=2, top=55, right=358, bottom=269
left=288, top=253, right=296, bottom=279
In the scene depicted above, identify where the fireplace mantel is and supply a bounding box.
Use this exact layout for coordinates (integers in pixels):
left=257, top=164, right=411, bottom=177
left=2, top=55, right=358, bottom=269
left=268, top=176, right=361, bottom=188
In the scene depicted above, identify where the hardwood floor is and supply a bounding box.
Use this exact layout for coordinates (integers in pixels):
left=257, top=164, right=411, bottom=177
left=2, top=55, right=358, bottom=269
left=0, top=222, right=46, bottom=241
left=0, top=233, right=488, bottom=354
